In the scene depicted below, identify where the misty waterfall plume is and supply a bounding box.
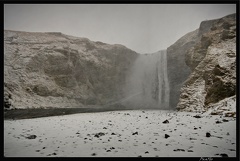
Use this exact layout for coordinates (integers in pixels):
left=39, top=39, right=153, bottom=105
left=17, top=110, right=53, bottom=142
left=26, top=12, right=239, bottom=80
left=122, top=50, right=170, bottom=109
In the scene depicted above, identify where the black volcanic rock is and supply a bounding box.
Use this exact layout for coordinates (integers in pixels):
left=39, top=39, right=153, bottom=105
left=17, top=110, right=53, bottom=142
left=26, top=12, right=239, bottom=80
left=165, top=134, right=170, bottom=139
left=206, top=132, right=211, bottom=137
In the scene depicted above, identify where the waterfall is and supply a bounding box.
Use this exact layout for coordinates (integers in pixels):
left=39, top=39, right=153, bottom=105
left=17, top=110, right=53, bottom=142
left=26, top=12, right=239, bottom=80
left=122, top=50, right=170, bottom=109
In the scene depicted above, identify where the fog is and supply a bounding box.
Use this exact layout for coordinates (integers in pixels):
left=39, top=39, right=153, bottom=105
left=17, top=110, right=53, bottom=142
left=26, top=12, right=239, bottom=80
left=4, top=4, right=236, bottom=54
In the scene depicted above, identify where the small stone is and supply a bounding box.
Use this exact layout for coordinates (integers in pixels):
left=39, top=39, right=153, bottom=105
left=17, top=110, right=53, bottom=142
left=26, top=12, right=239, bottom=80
left=132, top=132, right=138, bottom=135
left=165, top=134, right=170, bottom=139
left=216, top=120, right=222, bottom=124
left=193, top=115, right=202, bottom=118
left=222, top=119, right=229, bottom=122
left=26, top=135, right=37, bottom=139
left=206, top=132, right=211, bottom=137
left=145, top=151, right=149, bottom=154
left=173, top=149, right=185, bottom=152
left=91, top=153, right=97, bottom=156
left=162, top=120, right=169, bottom=124
left=220, top=153, right=228, bottom=157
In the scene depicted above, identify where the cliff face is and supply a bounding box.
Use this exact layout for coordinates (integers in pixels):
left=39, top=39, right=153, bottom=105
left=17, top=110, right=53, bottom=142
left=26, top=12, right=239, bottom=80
left=4, top=31, right=138, bottom=109
left=166, top=18, right=218, bottom=109
left=177, top=13, right=236, bottom=116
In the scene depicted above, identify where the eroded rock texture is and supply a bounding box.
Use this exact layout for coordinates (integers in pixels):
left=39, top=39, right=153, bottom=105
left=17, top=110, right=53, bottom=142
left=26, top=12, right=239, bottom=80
left=4, top=31, right=138, bottom=109
left=177, top=13, right=236, bottom=114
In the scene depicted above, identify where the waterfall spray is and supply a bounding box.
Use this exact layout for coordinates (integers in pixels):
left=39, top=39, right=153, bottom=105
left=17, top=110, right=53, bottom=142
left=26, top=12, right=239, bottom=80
left=122, top=50, right=170, bottom=109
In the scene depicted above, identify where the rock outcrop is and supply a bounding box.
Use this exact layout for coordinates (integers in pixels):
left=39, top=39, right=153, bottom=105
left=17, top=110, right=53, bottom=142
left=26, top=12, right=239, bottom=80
left=177, top=13, right=236, bottom=114
left=166, top=16, right=221, bottom=109
left=4, top=31, right=138, bottom=109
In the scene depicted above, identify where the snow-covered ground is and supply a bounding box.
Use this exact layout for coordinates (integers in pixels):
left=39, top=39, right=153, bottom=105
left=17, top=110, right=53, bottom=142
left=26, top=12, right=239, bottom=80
left=4, top=110, right=236, bottom=157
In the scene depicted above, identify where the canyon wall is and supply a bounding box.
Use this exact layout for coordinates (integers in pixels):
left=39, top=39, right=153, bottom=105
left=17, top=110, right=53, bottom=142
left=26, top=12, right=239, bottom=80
left=166, top=17, right=219, bottom=109
left=4, top=13, right=236, bottom=114
left=4, top=31, right=138, bottom=109
left=176, top=13, right=236, bottom=116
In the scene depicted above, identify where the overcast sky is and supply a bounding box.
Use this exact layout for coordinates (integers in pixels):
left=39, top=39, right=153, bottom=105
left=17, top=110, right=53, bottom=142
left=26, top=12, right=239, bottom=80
left=4, top=4, right=236, bottom=54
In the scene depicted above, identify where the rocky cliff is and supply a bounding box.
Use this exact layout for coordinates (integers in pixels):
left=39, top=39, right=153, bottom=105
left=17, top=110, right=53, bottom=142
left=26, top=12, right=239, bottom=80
left=166, top=17, right=218, bottom=109
left=4, top=13, right=236, bottom=114
left=176, top=13, right=236, bottom=116
left=4, top=30, right=138, bottom=109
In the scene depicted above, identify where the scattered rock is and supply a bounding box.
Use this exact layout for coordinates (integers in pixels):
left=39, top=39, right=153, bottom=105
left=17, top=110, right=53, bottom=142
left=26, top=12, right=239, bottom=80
left=91, top=153, right=97, bottom=156
left=162, top=119, right=169, bottom=124
left=206, top=132, right=211, bottom=137
left=220, top=153, right=229, bottom=157
left=222, top=119, right=229, bottom=122
left=111, top=132, right=116, bottom=135
left=165, top=134, right=170, bottom=139
left=187, top=150, right=194, bottom=152
left=132, top=132, right=138, bottom=135
left=229, top=149, right=236, bottom=151
left=193, top=115, right=202, bottom=118
left=26, top=135, right=37, bottom=139
left=216, top=120, right=222, bottom=124
left=145, top=151, right=149, bottom=154
left=225, top=112, right=236, bottom=117
left=173, top=149, right=185, bottom=152
left=94, top=132, right=105, bottom=138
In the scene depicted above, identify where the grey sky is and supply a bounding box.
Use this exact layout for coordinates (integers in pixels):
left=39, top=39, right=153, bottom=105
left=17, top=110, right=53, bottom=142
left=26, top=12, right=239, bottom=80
left=4, top=4, right=236, bottom=54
